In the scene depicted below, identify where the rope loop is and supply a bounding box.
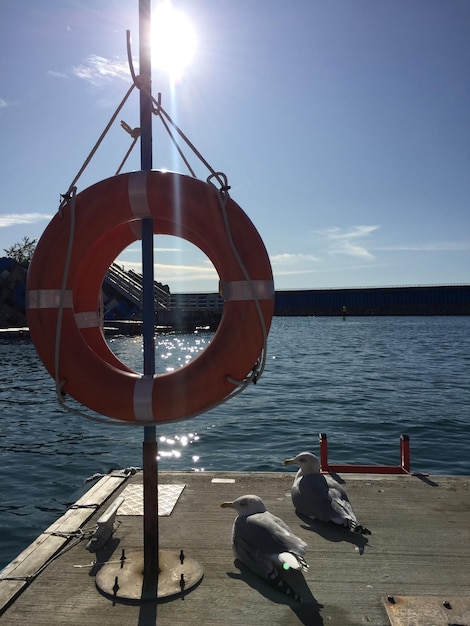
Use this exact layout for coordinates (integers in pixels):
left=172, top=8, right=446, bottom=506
left=207, top=171, right=231, bottom=194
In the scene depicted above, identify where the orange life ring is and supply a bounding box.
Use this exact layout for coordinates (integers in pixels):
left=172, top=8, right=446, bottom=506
left=26, top=170, right=274, bottom=423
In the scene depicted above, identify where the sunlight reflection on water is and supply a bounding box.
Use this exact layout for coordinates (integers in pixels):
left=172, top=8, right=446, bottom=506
left=108, top=332, right=210, bottom=374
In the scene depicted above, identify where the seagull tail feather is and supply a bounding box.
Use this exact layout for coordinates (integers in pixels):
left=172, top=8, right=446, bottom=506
left=267, top=567, right=302, bottom=602
left=278, top=551, right=309, bottom=572
left=348, top=519, right=371, bottom=535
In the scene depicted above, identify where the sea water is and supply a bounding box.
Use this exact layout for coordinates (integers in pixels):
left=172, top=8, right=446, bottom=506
left=1, top=316, right=469, bottom=570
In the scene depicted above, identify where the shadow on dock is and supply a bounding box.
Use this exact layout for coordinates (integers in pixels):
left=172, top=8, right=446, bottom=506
left=228, top=558, right=324, bottom=625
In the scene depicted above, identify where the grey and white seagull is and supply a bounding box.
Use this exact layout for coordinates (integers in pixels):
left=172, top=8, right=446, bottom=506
left=283, top=451, right=371, bottom=535
left=221, top=494, right=308, bottom=600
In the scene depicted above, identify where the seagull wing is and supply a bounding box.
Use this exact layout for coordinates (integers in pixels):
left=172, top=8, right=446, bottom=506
left=293, top=473, right=335, bottom=522
left=233, top=512, right=307, bottom=578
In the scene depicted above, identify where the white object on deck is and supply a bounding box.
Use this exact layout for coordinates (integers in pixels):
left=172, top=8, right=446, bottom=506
left=86, top=496, right=125, bottom=552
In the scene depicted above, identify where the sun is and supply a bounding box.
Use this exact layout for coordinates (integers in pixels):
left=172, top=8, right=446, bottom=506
left=152, top=3, right=196, bottom=81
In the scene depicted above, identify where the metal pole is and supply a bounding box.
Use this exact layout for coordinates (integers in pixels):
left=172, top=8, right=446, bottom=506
left=400, top=434, right=410, bottom=474
left=139, top=0, right=159, bottom=597
left=319, top=432, right=329, bottom=472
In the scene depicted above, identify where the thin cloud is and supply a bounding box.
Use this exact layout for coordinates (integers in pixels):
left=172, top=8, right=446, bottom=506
left=267, top=253, right=321, bottom=279
left=317, top=225, right=379, bottom=259
left=0, top=98, right=20, bottom=112
left=118, top=246, right=183, bottom=255
left=72, top=55, right=130, bottom=86
left=0, top=213, right=53, bottom=228
left=155, top=263, right=217, bottom=281
left=48, top=70, right=69, bottom=79
left=374, top=241, right=470, bottom=252
left=270, top=252, right=320, bottom=265
left=321, top=225, right=379, bottom=240
left=334, top=240, right=374, bottom=259
left=274, top=267, right=321, bottom=277
left=120, top=260, right=217, bottom=281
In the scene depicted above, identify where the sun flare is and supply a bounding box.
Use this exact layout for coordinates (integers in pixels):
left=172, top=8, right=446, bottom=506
left=152, top=3, right=196, bottom=81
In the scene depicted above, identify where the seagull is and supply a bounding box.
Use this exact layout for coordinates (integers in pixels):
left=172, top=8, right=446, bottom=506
left=283, top=452, right=371, bottom=535
left=221, top=494, right=308, bottom=601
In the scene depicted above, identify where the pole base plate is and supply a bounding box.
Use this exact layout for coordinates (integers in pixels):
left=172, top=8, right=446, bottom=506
left=95, top=549, right=203, bottom=602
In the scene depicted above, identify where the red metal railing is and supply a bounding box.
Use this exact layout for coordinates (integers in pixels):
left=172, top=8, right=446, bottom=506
left=319, top=433, right=411, bottom=474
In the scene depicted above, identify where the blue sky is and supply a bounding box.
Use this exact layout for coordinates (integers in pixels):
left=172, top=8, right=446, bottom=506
left=1, top=0, right=469, bottom=293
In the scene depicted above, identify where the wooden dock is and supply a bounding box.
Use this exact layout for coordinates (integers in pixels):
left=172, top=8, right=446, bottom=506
left=1, top=470, right=469, bottom=625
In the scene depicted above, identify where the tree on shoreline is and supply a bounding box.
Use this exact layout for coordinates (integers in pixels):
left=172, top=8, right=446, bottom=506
left=3, top=236, right=37, bottom=267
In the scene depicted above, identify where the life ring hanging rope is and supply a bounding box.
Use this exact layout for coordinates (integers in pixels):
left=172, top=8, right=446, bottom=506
left=26, top=170, right=274, bottom=424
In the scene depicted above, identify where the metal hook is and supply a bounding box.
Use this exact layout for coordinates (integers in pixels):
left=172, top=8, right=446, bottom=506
left=120, top=120, right=141, bottom=140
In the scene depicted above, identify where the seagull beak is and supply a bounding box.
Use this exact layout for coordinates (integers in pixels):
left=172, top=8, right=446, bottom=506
left=220, top=502, right=234, bottom=509
left=283, top=458, right=295, bottom=466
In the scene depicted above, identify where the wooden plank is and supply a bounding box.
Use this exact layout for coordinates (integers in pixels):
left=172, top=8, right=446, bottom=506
left=0, top=473, right=128, bottom=614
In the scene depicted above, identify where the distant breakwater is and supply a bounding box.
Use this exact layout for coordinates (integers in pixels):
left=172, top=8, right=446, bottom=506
left=273, top=284, right=470, bottom=316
